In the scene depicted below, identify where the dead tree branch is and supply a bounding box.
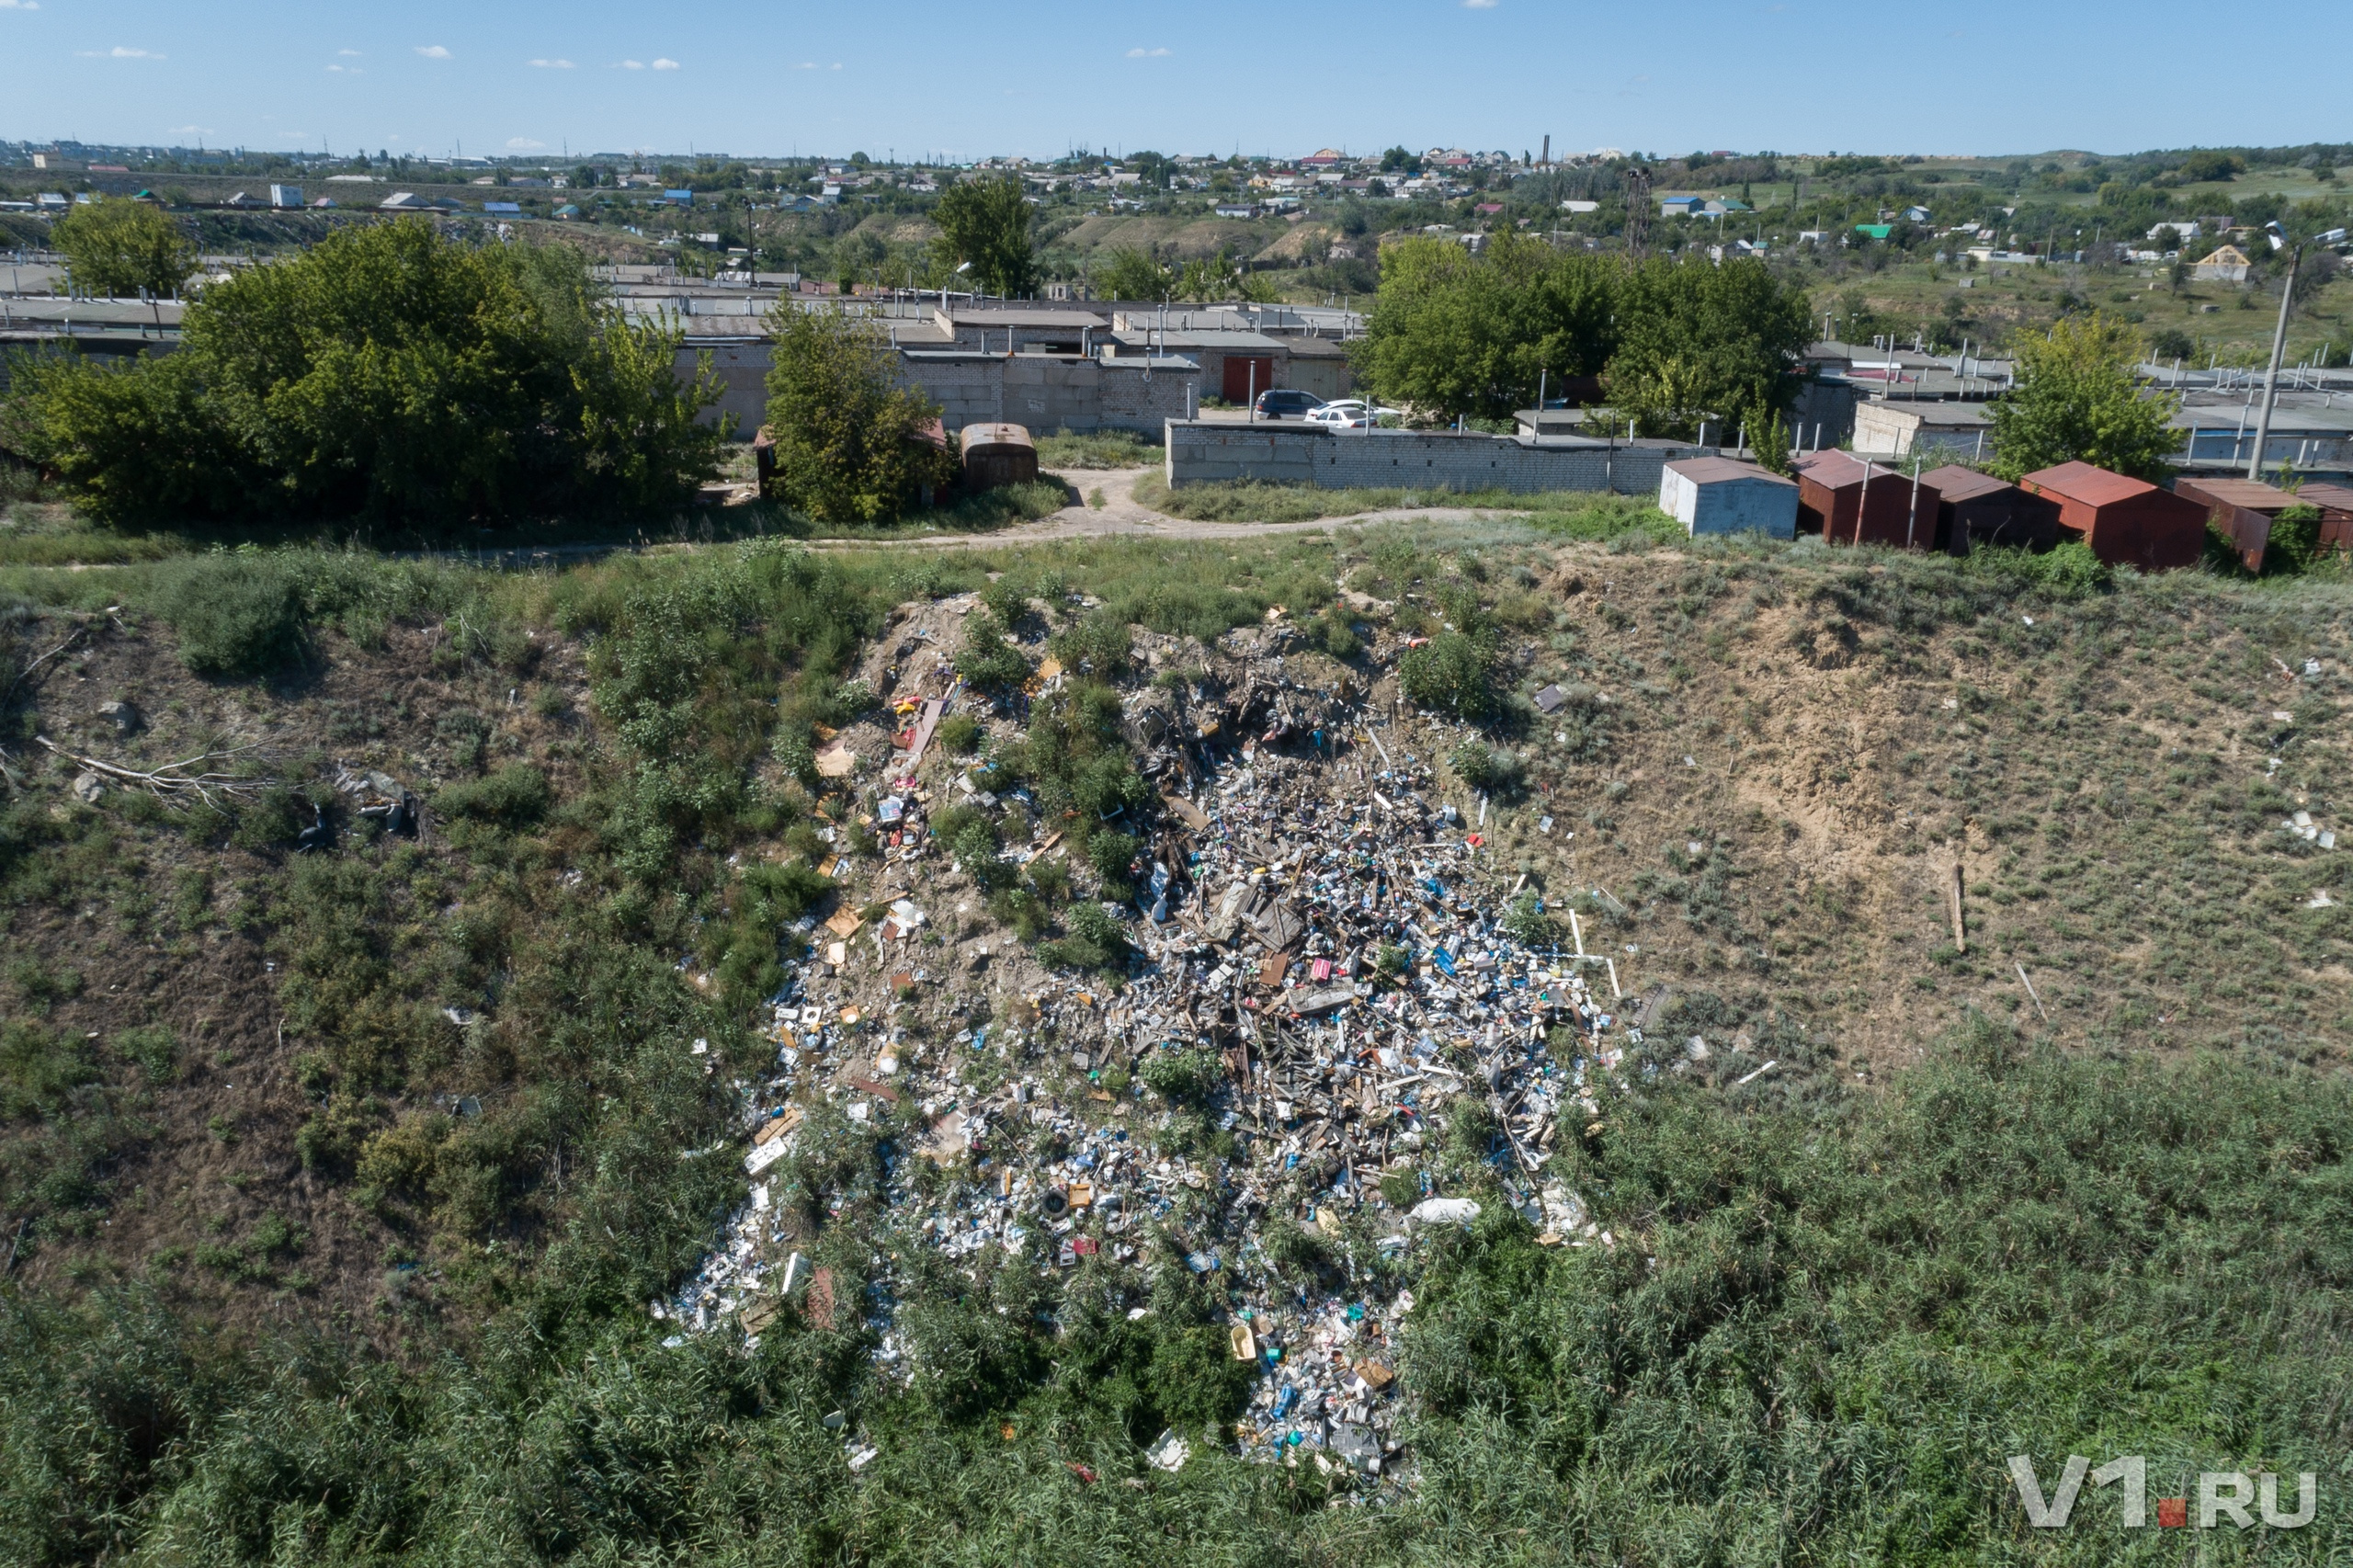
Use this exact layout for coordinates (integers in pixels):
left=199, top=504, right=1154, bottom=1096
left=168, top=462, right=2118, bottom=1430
left=3, top=627, right=85, bottom=708
left=34, top=735, right=277, bottom=809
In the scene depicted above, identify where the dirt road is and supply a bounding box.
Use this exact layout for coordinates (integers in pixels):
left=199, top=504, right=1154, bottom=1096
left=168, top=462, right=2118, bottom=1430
left=804, top=468, right=1528, bottom=551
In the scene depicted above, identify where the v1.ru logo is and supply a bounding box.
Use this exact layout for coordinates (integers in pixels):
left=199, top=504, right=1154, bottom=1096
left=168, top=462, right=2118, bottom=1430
left=2008, top=1456, right=2316, bottom=1528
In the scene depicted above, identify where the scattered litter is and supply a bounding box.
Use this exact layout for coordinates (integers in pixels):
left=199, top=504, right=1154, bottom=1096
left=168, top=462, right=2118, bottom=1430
left=1408, top=1197, right=1482, bottom=1225
left=1146, top=1429, right=1191, bottom=1471
left=643, top=609, right=1726, bottom=1499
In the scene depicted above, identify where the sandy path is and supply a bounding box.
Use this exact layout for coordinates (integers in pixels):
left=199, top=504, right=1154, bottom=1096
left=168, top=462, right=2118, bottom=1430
left=801, top=467, right=1527, bottom=551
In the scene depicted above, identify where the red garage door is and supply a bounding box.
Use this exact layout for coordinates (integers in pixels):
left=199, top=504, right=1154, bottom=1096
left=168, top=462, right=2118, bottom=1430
left=1222, top=357, right=1276, bottom=404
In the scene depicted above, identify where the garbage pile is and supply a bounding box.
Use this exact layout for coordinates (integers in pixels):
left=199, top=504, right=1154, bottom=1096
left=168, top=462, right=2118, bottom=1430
left=656, top=606, right=1657, bottom=1488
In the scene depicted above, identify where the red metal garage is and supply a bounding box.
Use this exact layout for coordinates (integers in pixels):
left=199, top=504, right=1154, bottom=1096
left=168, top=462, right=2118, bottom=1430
left=1221, top=356, right=1277, bottom=405
left=1794, top=450, right=1941, bottom=549
left=2019, top=461, right=2209, bottom=571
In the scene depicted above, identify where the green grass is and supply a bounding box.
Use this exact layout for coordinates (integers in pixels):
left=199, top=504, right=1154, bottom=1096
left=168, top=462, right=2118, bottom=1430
left=5, top=523, right=2353, bottom=1562
left=1035, top=427, right=1164, bottom=470
left=1138, top=471, right=1687, bottom=528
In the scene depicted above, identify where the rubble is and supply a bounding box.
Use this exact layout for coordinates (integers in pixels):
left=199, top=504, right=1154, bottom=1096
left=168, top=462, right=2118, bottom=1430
left=653, top=598, right=1681, bottom=1494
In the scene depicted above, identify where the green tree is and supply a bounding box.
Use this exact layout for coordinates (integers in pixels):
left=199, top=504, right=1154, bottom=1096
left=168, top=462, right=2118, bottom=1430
left=1095, top=247, right=1174, bottom=301
left=761, top=304, right=951, bottom=524
left=931, top=176, right=1038, bottom=298
left=1605, top=256, right=1813, bottom=438
left=1986, top=311, right=2181, bottom=482
left=1352, top=233, right=1617, bottom=423
left=1176, top=252, right=1278, bottom=304
left=51, top=197, right=197, bottom=299
left=1, top=222, right=722, bottom=526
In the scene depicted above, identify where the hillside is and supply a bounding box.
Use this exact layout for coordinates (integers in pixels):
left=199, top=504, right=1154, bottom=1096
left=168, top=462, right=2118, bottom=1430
left=1, top=517, right=2348, bottom=1560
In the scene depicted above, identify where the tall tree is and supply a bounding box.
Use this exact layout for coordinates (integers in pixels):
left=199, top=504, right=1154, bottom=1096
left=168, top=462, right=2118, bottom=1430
left=51, top=197, right=197, bottom=300
left=1986, top=312, right=2180, bottom=482
left=1605, top=256, right=1813, bottom=438
left=761, top=305, right=950, bottom=524
left=1094, top=247, right=1173, bottom=302
left=2, top=222, right=722, bottom=525
left=1352, top=233, right=1617, bottom=423
left=930, top=176, right=1038, bottom=298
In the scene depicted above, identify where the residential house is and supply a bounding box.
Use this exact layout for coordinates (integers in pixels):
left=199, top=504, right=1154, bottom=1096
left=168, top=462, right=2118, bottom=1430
left=2192, top=244, right=2250, bottom=282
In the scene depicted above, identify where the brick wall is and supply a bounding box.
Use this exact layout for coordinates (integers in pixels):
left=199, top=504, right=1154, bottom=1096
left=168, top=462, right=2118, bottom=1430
left=1165, top=422, right=1707, bottom=494
left=670, top=343, right=1198, bottom=439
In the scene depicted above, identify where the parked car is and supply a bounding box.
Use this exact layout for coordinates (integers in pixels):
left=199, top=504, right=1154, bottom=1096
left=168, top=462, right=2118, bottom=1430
left=1305, top=398, right=1403, bottom=428
left=1252, top=389, right=1322, bottom=420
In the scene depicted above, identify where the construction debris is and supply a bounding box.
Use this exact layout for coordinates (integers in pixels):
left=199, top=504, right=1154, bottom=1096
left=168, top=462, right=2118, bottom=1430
left=652, top=600, right=1704, bottom=1493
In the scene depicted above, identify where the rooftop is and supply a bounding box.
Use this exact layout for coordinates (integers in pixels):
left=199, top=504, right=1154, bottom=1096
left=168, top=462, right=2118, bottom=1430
left=2021, top=461, right=2154, bottom=506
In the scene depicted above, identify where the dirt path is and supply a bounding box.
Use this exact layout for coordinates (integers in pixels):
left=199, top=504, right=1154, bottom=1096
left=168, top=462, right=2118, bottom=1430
left=802, top=467, right=1529, bottom=551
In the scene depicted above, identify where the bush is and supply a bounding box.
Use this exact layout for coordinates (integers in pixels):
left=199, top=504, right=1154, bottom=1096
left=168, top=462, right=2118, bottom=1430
left=4, top=223, right=725, bottom=527
left=1448, top=739, right=1523, bottom=795
left=764, top=305, right=951, bottom=524
left=150, top=553, right=306, bottom=676
left=953, top=610, right=1030, bottom=690
left=934, top=713, right=981, bottom=755
left=1139, top=1047, right=1224, bottom=1106
left=434, top=764, right=550, bottom=828
left=1040, top=903, right=1131, bottom=972
left=2266, top=503, right=2323, bottom=574
left=1400, top=630, right=1496, bottom=719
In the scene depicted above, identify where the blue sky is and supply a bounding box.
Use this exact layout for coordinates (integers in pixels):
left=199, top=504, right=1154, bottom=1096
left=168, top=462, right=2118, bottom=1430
left=4, top=0, right=2344, bottom=162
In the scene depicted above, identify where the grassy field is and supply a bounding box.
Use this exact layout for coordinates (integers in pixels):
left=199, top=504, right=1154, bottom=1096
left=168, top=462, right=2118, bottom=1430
left=1805, top=253, right=2353, bottom=366
left=1, top=523, right=2349, bottom=1560
left=1135, top=472, right=1689, bottom=533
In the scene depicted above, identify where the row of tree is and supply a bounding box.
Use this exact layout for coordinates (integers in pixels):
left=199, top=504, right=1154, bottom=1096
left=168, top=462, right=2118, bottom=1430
left=1351, top=233, right=1815, bottom=442
left=3, top=220, right=726, bottom=527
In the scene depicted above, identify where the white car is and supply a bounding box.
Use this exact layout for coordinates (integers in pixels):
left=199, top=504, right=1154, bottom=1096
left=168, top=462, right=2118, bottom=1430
left=1307, top=399, right=1403, bottom=428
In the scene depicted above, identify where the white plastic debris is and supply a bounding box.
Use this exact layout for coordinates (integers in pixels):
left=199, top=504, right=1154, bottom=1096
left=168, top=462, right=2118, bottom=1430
left=1408, top=1197, right=1482, bottom=1225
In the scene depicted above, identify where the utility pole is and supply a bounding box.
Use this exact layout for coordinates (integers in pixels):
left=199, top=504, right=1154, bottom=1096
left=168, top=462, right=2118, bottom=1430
left=2248, top=242, right=2304, bottom=481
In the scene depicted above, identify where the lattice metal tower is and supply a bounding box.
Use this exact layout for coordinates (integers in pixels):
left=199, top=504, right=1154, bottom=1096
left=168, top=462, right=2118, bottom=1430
left=1623, top=165, right=1651, bottom=256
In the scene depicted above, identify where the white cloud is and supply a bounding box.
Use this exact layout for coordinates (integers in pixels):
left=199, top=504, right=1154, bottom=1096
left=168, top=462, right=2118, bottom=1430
left=830, top=62, right=842, bottom=70
left=82, top=45, right=164, bottom=57
left=652, top=57, right=679, bottom=69
left=794, top=61, right=817, bottom=69
left=1126, top=46, right=1172, bottom=57
left=0, top=2, right=42, bottom=11
left=338, top=47, right=360, bottom=55
left=528, top=57, right=574, bottom=68
left=415, top=44, right=450, bottom=59
left=617, top=58, right=644, bottom=69
left=1462, top=0, right=1498, bottom=8
left=506, top=137, right=545, bottom=150
left=325, top=62, right=362, bottom=74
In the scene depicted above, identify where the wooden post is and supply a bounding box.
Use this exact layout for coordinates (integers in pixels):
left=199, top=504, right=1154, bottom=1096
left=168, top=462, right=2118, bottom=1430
left=1949, top=860, right=1966, bottom=954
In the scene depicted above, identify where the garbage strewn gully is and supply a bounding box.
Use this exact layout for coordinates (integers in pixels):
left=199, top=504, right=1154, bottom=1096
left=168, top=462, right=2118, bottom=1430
left=654, top=606, right=1642, bottom=1492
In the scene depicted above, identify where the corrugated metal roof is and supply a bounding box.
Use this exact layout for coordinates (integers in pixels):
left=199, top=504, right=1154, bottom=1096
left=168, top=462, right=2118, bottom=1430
left=1918, top=465, right=2013, bottom=503
left=1110, top=329, right=1284, bottom=350
left=2177, top=477, right=2300, bottom=510
left=1665, top=457, right=1795, bottom=486
left=2020, top=461, right=2154, bottom=507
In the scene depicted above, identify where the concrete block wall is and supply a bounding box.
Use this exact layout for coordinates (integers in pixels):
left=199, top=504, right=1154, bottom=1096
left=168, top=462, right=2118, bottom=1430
left=669, top=342, right=1199, bottom=440
left=1165, top=422, right=1705, bottom=495
left=676, top=343, right=773, bottom=437
left=1098, top=362, right=1199, bottom=429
